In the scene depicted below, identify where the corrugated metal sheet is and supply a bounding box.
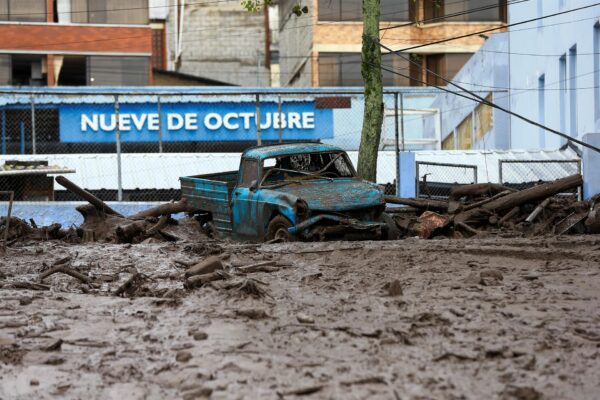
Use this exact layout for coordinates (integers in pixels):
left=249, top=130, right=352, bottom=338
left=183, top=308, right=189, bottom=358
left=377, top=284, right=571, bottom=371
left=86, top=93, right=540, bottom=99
left=1, top=149, right=580, bottom=190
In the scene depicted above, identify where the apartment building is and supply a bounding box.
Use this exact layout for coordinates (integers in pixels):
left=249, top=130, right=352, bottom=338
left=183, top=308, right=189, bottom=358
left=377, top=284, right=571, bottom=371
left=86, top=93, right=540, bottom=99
left=278, top=0, right=507, bottom=87
left=0, top=0, right=152, bottom=86
left=156, top=0, right=271, bottom=87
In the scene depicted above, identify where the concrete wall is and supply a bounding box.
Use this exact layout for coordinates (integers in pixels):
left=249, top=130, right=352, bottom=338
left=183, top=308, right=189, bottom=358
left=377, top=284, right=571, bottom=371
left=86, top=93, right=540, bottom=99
left=508, top=0, right=600, bottom=149
left=166, top=0, right=270, bottom=86
left=430, top=34, right=510, bottom=150
left=278, top=0, right=313, bottom=86
left=0, top=202, right=174, bottom=227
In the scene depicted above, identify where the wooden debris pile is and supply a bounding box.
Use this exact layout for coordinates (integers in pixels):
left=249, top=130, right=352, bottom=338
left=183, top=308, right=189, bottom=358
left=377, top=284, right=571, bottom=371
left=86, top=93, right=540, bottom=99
left=55, top=175, right=198, bottom=243
left=385, top=174, right=599, bottom=239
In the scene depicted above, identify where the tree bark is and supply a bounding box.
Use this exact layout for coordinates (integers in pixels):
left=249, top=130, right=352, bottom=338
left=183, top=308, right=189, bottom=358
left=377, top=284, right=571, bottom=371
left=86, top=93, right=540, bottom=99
left=356, top=0, right=383, bottom=182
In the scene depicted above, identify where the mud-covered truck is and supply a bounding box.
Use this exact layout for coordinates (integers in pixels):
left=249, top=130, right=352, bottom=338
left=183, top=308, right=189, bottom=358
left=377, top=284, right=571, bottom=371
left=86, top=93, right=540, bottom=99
left=180, top=143, right=393, bottom=242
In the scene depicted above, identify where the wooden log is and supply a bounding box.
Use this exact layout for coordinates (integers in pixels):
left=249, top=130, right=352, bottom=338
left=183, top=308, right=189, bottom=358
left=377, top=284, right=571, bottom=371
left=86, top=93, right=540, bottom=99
left=455, top=175, right=583, bottom=225
left=462, top=190, right=513, bottom=212
left=146, top=215, right=169, bottom=236
left=185, top=256, right=223, bottom=278
left=55, top=176, right=123, bottom=217
left=450, top=183, right=516, bottom=200
left=115, top=221, right=147, bottom=243
left=184, top=271, right=229, bottom=289
left=39, top=265, right=93, bottom=284
left=129, top=199, right=194, bottom=220
left=525, top=197, right=551, bottom=223
left=384, top=196, right=448, bottom=211
left=237, top=260, right=277, bottom=273
left=498, top=207, right=520, bottom=227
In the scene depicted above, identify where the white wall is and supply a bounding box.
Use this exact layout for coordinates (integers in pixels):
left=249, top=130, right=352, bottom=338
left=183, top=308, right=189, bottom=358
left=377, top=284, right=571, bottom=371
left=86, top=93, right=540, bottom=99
left=508, top=0, right=600, bottom=149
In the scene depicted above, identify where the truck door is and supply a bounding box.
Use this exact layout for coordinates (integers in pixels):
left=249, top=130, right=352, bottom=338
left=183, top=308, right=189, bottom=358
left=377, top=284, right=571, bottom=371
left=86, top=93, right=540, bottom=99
left=231, top=158, right=260, bottom=238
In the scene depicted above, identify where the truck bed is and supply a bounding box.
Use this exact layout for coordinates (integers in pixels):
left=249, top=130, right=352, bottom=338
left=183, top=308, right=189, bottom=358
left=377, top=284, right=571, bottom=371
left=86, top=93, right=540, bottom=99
left=180, top=171, right=238, bottom=233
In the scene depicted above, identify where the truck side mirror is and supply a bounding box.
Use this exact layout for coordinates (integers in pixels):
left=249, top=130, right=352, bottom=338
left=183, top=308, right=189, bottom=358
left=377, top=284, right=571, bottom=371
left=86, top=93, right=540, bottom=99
left=249, top=180, right=258, bottom=191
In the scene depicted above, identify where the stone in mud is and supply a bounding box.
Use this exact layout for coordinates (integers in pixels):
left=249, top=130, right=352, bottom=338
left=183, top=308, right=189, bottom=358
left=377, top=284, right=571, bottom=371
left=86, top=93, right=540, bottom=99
left=236, top=308, right=269, bottom=320
left=176, top=351, right=193, bottom=363
left=181, top=386, right=213, bottom=400
left=387, top=279, right=403, bottom=297
left=501, top=385, right=542, bottom=400
left=192, top=331, right=209, bottom=341
left=296, top=313, right=315, bottom=324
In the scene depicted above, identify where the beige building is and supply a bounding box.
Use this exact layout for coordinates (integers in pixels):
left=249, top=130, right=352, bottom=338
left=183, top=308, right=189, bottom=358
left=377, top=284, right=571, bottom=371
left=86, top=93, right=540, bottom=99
left=278, top=0, right=507, bottom=87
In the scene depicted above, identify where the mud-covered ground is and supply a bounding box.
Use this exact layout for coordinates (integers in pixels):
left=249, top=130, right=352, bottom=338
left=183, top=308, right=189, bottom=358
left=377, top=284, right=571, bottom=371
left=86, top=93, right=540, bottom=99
left=1, top=235, right=599, bottom=400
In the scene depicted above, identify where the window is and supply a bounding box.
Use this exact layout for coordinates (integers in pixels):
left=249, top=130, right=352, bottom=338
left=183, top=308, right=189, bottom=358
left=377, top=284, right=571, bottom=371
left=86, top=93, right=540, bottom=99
left=595, top=24, right=600, bottom=121
left=11, top=55, right=45, bottom=86
left=240, top=159, right=259, bottom=187
left=87, top=56, right=149, bottom=86
left=56, top=56, right=87, bottom=86
left=0, top=55, right=10, bottom=85
left=559, top=54, right=567, bottom=133
left=538, top=75, right=545, bottom=148
left=474, top=93, right=493, bottom=140
left=457, top=114, right=473, bottom=150
left=70, top=0, right=148, bottom=25
left=426, top=53, right=472, bottom=86
left=319, top=52, right=420, bottom=87
left=568, top=46, right=577, bottom=137
left=442, top=132, right=455, bottom=150
left=0, top=0, right=47, bottom=22
left=318, top=0, right=414, bottom=22
left=424, top=0, right=505, bottom=22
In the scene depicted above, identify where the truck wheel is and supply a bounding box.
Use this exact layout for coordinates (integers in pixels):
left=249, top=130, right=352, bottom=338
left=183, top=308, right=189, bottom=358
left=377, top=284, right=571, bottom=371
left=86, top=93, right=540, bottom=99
left=266, top=216, right=295, bottom=242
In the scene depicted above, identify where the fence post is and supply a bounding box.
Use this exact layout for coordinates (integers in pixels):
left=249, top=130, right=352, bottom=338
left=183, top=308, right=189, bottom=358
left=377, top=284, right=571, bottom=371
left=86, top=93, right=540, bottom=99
left=498, top=160, right=503, bottom=184
left=278, top=95, right=283, bottom=143
left=20, top=121, right=25, bottom=155
left=30, top=96, right=36, bottom=155
left=394, top=92, right=400, bottom=196
left=157, top=96, right=163, bottom=153
left=255, top=93, right=262, bottom=145
left=1, top=108, right=5, bottom=155
left=115, top=95, right=123, bottom=201
left=400, top=92, right=406, bottom=152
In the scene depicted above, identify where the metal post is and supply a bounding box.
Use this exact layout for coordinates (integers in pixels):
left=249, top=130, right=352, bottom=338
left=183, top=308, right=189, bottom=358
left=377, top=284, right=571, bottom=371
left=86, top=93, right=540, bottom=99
left=30, top=96, right=36, bottom=155
left=257, top=50, right=260, bottom=87
left=278, top=95, right=283, bottom=143
left=1, top=191, right=14, bottom=254
left=115, top=95, right=123, bottom=201
left=20, top=121, right=25, bottom=155
left=394, top=93, right=400, bottom=196
left=400, top=92, right=406, bottom=152
left=1, top=109, right=5, bottom=155
left=157, top=96, right=163, bottom=153
left=255, top=94, right=262, bottom=146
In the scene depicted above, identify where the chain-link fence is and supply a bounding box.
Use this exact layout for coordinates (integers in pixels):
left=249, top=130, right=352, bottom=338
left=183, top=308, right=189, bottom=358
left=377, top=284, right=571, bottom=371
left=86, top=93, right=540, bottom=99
left=498, top=159, right=582, bottom=198
left=0, top=89, right=445, bottom=202
left=415, top=161, right=478, bottom=199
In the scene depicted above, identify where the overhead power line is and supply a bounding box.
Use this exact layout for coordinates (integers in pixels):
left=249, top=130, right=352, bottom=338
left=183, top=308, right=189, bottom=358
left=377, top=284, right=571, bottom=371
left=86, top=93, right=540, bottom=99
left=369, top=36, right=600, bottom=154
left=382, top=1, right=600, bottom=52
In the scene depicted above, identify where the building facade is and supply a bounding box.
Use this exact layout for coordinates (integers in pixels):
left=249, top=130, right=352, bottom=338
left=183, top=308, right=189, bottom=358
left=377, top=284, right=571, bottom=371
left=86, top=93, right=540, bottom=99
left=278, top=0, right=507, bottom=87
left=0, top=0, right=152, bottom=86
left=153, top=0, right=271, bottom=87
left=434, top=0, right=600, bottom=151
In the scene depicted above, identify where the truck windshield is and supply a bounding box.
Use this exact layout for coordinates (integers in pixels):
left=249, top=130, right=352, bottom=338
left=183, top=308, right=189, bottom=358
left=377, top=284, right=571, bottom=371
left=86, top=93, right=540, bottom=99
left=261, top=152, right=355, bottom=187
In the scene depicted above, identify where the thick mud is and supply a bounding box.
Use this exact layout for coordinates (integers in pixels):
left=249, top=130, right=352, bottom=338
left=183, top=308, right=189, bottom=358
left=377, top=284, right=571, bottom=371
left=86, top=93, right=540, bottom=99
left=1, top=236, right=599, bottom=399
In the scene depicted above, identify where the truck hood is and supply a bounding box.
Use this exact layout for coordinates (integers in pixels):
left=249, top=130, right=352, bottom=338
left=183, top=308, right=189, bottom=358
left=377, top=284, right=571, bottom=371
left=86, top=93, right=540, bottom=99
left=271, top=179, right=384, bottom=212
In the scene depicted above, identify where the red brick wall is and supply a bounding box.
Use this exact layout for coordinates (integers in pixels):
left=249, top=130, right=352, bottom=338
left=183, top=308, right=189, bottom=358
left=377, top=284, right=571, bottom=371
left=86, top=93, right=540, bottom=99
left=0, top=24, right=152, bottom=54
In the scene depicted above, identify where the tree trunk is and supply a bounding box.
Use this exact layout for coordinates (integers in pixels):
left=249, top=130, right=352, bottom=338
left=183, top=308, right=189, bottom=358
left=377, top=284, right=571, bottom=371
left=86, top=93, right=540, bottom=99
left=356, top=0, right=383, bottom=182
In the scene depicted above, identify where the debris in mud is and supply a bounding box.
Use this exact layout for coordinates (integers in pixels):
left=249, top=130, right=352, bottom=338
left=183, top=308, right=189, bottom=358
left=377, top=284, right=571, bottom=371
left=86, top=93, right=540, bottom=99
left=386, top=174, right=598, bottom=239
left=385, top=279, right=403, bottom=296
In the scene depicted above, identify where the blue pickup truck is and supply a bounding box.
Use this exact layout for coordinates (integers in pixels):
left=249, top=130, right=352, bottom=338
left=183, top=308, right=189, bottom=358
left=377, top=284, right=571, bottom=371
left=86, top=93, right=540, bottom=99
left=180, top=143, right=392, bottom=242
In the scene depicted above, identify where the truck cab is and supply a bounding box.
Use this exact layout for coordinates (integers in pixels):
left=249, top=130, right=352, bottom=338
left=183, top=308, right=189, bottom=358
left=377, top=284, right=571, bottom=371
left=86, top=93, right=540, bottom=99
left=181, top=143, right=388, bottom=242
